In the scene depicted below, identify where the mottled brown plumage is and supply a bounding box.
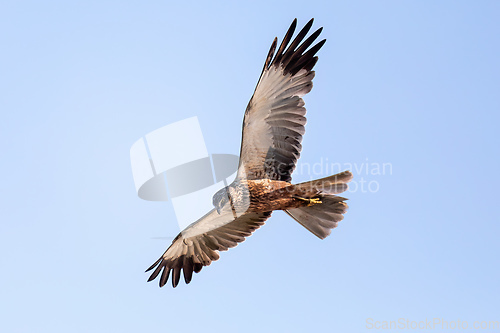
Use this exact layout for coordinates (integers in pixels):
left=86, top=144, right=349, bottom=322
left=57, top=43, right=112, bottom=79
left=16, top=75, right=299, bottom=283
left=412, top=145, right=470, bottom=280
left=146, top=19, right=352, bottom=288
left=216, top=179, right=322, bottom=214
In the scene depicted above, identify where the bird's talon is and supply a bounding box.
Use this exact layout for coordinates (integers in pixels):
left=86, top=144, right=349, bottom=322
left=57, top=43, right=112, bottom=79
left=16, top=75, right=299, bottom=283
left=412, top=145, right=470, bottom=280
left=307, top=198, right=322, bottom=206
left=295, top=196, right=322, bottom=206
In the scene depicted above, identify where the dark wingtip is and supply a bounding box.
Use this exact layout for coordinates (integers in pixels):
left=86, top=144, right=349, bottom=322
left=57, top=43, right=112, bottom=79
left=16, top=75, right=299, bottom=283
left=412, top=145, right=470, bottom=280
left=278, top=19, right=324, bottom=75
left=171, top=265, right=182, bottom=288
left=145, top=257, right=162, bottom=272
left=183, top=258, right=194, bottom=284
left=193, top=263, right=203, bottom=273
left=146, top=259, right=165, bottom=283
left=304, top=39, right=326, bottom=58
left=159, top=267, right=170, bottom=287
left=289, top=19, right=298, bottom=37
left=303, top=18, right=314, bottom=34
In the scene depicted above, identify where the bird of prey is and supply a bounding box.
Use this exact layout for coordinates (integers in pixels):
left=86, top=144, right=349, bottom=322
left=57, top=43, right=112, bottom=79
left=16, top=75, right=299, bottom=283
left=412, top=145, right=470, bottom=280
left=146, top=18, right=353, bottom=288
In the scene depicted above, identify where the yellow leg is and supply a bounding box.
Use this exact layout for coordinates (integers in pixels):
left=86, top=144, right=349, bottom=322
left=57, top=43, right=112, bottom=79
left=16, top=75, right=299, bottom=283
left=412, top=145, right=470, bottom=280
left=307, top=198, right=322, bottom=206
left=295, top=196, right=322, bottom=206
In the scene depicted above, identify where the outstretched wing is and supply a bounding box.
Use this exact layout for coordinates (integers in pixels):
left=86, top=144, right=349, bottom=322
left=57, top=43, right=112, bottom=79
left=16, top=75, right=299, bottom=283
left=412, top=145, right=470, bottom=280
left=146, top=209, right=272, bottom=288
left=237, top=18, right=325, bottom=182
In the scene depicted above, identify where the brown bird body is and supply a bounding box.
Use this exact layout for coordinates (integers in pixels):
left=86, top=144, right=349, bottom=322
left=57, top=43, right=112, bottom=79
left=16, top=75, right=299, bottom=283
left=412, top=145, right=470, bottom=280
left=145, top=19, right=353, bottom=288
left=225, top=179, right=320, bottom=213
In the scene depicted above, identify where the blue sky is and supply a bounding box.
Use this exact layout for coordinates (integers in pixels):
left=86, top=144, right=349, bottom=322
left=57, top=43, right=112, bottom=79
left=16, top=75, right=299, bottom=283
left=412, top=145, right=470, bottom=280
left=1, top=1, right=499, bottom=332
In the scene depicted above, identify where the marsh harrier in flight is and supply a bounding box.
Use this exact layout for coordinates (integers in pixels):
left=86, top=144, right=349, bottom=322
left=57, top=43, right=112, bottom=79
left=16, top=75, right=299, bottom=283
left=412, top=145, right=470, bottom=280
left=146, top=19, right=352, bottom=287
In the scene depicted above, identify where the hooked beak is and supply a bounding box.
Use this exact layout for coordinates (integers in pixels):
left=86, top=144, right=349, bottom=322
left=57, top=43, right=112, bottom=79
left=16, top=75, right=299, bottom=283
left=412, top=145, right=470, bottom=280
left=216, top=206, right=221, bottom=214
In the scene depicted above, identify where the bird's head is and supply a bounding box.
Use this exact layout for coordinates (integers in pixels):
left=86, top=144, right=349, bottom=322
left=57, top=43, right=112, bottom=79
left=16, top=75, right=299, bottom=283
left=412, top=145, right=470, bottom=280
left=212, top=187, right=230, bottom=214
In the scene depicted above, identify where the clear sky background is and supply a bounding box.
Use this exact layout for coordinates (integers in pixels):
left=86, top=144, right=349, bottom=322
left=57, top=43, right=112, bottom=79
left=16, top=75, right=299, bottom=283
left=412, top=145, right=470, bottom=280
left=1, top=1, right=499, bottom=332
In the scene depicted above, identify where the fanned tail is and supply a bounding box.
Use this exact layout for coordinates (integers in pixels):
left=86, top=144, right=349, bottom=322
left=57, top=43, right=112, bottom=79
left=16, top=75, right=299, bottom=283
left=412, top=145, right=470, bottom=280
left=285, top=170, right=352, bottom=239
